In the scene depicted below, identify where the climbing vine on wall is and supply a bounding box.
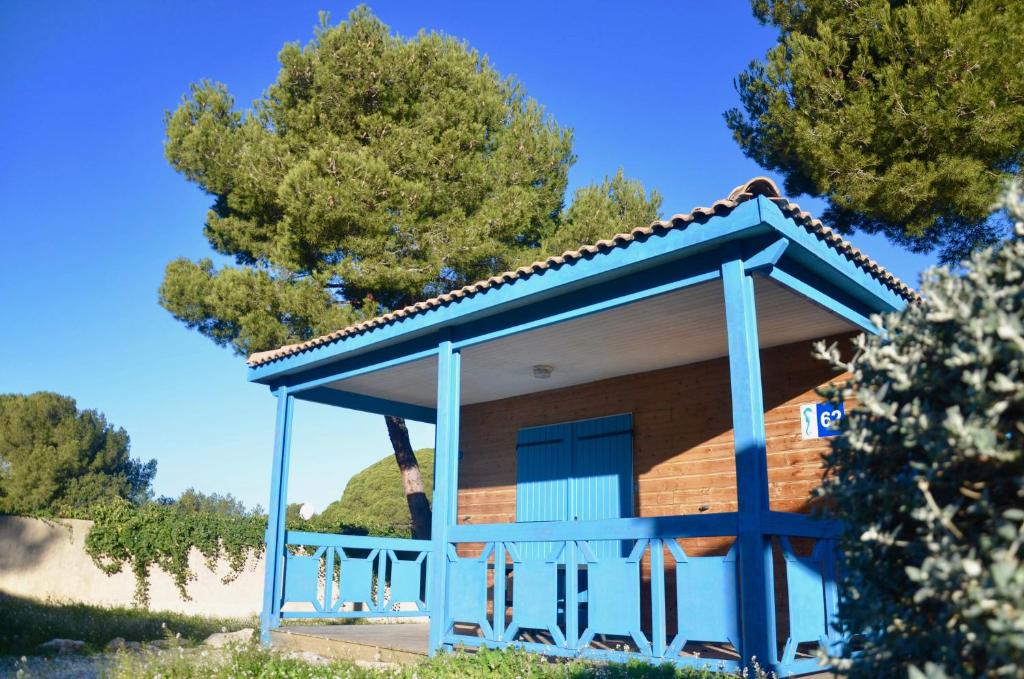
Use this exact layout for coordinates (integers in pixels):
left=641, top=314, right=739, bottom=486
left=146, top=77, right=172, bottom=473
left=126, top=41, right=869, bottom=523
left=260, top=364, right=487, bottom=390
left=84, top=498, right=265, bottom=607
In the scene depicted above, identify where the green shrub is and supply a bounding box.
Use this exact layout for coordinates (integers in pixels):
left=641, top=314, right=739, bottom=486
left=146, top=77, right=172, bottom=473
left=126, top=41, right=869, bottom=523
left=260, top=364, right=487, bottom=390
left=316, top=449, right=434, bottom=537
left=815, top=186, right=1024, bottom=677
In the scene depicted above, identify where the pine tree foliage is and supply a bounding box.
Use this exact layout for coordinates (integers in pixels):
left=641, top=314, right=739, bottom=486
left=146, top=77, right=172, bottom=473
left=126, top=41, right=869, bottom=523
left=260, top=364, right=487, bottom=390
left=814, top=183, right=1024, bottom=677
left=727, top=0, right=1024, bottom=264
left=543, top=169, right=662, bottom=256
left=0, top=392, right=156, bottom=515
left=316, top=448, right=434, bottom=537
left=160, top=8, right=659, bottom=357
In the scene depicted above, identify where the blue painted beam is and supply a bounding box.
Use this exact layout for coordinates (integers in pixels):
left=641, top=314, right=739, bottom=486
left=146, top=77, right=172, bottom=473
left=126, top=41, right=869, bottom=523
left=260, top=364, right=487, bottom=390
left=742, top=236, right=790, bottom=273
left=428, top=336, right=461, bottom=655
left=295, top=387, right=436, bottom=423
left=756, top=196, right=908, bottom=313
left=260, top=389, right=294, bottom=644
left=493, top=541, right=506, bottom=641
left=564, top=540, right=578, bottom=649
left=285, top=530, right=432, bottom=551
left=447, top=512, right=739, bottom=543
left=761, top=511, right=843, bottom=539
left=767, top=259, right=880, bottom=334
left=650, top=538, right=666, bottom=657
left=270, top=337, right=440, bottom=394
left=452, top=252, right=722, bottom=350
left=721, top=250, right=776, bottom=669
left=248, top=200, right=766, bottom=383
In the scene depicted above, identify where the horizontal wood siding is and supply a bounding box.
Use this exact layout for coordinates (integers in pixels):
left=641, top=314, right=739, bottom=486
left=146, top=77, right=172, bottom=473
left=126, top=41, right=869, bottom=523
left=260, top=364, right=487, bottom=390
left=457, top=334, right=855, bottom=533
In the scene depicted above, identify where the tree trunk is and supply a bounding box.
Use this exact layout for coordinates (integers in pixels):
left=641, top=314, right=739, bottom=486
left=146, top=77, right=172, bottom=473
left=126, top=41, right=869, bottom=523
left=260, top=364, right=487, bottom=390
left=384, top=415, right=432, bottom=539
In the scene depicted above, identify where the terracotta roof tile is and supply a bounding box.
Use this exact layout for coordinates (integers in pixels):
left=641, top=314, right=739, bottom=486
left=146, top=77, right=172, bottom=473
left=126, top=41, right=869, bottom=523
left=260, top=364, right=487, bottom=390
left=248, top=177, right=917, bottom=367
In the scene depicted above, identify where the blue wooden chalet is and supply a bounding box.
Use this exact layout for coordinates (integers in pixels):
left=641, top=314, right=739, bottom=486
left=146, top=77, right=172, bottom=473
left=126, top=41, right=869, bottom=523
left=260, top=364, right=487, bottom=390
left=247, top=177, right=915, bottom=675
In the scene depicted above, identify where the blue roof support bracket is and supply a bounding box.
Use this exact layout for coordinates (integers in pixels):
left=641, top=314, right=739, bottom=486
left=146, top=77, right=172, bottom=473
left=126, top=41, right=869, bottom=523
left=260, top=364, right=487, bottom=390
left=740, top=232, right=882, bottom=334
left=721, top=249, right=777, bottom=670
left=428, top=334, right=461, bottom=655
left=260, top=388, right=295, bottom=644
left=766, top=259, right=881, bottom=334
left=741, top=236, right=789, bottom=274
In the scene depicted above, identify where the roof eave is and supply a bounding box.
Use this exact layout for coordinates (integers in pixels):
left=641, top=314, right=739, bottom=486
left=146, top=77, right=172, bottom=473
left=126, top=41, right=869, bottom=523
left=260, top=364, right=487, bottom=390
left=248, top=193, right=914, bottom=386
left=248, top=199, right=769, bottom=385
left=755, top=196, right=910, bottom=314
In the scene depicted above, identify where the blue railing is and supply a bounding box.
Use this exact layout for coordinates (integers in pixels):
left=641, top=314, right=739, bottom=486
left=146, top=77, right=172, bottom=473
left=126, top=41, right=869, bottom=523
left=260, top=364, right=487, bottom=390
left=443, top=513, right=842, bottom=675
left=279, top=531, right=432, bottom=619
left=274, top=516, right=842, bottom=676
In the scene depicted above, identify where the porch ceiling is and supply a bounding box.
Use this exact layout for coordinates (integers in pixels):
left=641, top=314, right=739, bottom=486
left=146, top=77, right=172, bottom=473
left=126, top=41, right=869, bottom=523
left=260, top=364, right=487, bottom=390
left=322, top=278, right=857, bottom=409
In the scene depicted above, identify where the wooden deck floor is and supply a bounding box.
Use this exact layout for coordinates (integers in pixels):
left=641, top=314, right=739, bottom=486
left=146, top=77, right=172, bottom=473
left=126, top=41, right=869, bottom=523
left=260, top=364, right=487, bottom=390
left=271, top=623, right=430, bottom=664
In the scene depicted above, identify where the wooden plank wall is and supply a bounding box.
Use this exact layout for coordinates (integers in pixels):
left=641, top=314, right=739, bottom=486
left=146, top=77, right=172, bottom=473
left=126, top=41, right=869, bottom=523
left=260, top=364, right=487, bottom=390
left=456, top=333, right=855, bottom=644
left=457, top=333, right=855, bottom=528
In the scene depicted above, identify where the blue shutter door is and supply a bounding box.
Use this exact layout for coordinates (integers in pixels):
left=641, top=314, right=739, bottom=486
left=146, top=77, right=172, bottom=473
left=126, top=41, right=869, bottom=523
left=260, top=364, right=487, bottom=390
left=515, top=423, right=572, bottom=561
left=515, top=414, right=634, bottom=560
left=571, top=413, right=634, bottom=558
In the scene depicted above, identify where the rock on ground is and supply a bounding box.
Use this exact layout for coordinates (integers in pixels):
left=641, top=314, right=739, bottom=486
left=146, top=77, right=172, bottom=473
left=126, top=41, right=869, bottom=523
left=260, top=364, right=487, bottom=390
left=355, top=659, right=401, bottom=671
left=35, top=639, right=85, bottom=655
left=203, top=627, right=255, bottom=648
left=104, top=637, right=143, bottom=652
left=284, top=650, right=330, bottom=666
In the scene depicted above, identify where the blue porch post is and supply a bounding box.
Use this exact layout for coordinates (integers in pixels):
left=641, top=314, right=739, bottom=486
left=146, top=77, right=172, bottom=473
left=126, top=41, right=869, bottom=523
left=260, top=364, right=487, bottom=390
left=721, top=251, right=776, bottom=669
left=428, top=335, right=461, bottom=654
left=260, top=387, right=295, bottom=644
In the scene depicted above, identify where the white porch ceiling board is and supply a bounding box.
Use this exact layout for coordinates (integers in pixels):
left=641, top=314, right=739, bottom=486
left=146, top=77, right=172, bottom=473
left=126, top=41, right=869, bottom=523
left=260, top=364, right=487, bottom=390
left=326, top=278, right=856, bottom=409
left=753, top=277, right=858, bottom=350
left=457, top=280, right=728, bottom=404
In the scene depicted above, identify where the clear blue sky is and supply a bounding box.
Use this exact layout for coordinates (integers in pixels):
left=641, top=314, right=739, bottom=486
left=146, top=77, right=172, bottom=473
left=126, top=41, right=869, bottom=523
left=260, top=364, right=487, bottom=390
left=0, top=1, right=936, bottom=512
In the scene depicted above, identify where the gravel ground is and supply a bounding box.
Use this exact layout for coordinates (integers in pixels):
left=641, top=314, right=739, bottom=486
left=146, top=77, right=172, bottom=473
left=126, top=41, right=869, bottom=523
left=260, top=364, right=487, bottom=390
left=0, top=648, right=343, bottom=679
left=0, top=653, right=115, bottom=679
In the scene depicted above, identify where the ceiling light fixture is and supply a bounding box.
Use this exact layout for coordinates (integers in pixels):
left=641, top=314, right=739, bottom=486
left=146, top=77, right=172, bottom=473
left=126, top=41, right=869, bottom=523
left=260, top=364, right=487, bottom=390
left=532, top=364, right=554, bottom=379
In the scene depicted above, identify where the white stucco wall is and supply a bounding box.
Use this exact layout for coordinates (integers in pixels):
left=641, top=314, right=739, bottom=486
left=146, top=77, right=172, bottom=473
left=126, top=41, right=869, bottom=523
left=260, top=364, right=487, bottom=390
left=0, top=515, right=264, bottom=618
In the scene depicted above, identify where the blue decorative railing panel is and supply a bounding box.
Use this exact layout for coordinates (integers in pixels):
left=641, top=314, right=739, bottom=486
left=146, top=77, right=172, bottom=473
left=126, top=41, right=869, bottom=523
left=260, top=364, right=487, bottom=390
left=504, top=541, right=563, bottom=645
left=447, top=543, right=492, bottom=635
left=441, top=513, right=842, bottom=676
left=443, top=514, right=745, bottom=672
left=577, top=539, right=648, bottom=652
left=279, top=531, right=431, bottom=619
left=668, top=541, right=739, bottom=656
left=777, top=536, right=844, bottom=671
left=273, top=518, right=841, bottom=676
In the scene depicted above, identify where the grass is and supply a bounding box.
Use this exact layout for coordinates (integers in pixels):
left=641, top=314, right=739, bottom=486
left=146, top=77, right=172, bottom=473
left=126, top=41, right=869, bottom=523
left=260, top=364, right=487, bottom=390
left=0, top=592, right=255, bottom=656
left=0, top=596, right=743, bottom=677
left=279, top=616, right=363, bottom=626
left=106, top=644, right=737, bottom=679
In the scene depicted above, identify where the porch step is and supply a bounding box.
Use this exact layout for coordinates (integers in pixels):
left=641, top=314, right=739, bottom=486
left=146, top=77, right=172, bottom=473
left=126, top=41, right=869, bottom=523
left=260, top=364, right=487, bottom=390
left=270, top=623, right=429, bottom=665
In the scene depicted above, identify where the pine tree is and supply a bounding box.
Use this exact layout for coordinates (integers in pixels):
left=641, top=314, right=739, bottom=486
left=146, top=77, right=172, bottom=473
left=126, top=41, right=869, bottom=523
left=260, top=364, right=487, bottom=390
left=726, top=0, right=1024, bottom=264
left=0, top=392, right=156, bottom=514
left=159, top=8, right=660, bottom=537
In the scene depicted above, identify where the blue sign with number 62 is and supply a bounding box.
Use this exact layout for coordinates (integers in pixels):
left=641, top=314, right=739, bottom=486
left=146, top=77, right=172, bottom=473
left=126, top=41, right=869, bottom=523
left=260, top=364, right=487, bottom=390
left=815, top=402, right=844, bottom=437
